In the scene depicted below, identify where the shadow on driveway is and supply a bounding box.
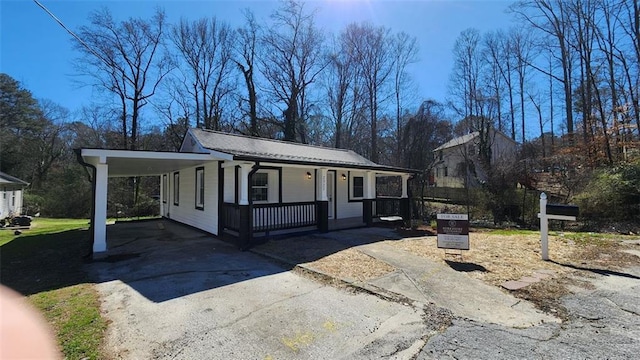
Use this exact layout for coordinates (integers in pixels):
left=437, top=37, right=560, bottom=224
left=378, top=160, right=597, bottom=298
left=88, top=220, right=298, bottom=303
left=88, top=219, right=419, bottom=303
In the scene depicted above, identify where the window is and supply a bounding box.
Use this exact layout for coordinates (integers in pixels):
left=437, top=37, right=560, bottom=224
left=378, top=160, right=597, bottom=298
left=11, top=191, right=15, bottom=206
left=352, top=176, right=364, bottom=198
left=439, top=151, right=443, bottom=161
left=173, top=172, right=180, bottom=205
left=162, top=175, right=168, bottom=203
left=2, top=187, right=5, bottom=199
left=444, top=167, right=448, bottom=177
left=251, top=173, right=268, bottom=202
left=195, top=167, right=204, bottom=210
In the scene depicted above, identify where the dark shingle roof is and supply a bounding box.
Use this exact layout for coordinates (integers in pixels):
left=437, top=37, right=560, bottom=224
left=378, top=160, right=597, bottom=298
left=190, top=128, right=412, bottom=172
left=0, top=171, right=29, bottom=186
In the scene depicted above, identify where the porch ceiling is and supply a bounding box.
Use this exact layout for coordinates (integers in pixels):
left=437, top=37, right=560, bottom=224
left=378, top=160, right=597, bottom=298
left=80, top=149, right=229, bottom=177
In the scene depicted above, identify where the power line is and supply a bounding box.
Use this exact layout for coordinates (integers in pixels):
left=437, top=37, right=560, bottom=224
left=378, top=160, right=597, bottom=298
left=32, top=0, right=111, bottom=69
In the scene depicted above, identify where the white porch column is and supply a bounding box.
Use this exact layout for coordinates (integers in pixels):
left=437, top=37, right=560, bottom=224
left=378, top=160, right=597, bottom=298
left=401, top=174, right=410, bottom=198
left=94, top=161, right=108, bottom=253
left=238, top=163, right=254, bottom=205
left=317, top=168, right=328, bottom=201
left=364, top=171, right=376, bottom=199
left=159, top=175, right=164, bottom=216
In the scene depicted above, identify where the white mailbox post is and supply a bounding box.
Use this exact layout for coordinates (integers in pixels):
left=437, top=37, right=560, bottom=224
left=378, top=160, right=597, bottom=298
left=538, top=192, right=579, bottom=260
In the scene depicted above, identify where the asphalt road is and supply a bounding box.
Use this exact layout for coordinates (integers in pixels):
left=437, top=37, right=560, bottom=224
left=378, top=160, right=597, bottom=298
left=420, top=266, right=640, bottom=359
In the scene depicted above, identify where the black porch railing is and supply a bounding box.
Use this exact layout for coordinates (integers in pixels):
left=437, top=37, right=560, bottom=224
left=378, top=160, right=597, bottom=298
left=253, top=201, right=316, bottom=232
left=222, top=202, right=241, bottom=232
left=373, top=197, right=402, bottom=217
left=222, top=201, right=317, bottom=233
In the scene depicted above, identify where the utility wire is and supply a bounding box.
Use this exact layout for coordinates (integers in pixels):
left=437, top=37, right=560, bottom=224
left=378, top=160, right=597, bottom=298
left=32, top=0, right=112, bottom=69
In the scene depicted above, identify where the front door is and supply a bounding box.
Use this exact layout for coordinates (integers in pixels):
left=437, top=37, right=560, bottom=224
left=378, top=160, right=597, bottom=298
left=328, top=172, right=335, bottom=219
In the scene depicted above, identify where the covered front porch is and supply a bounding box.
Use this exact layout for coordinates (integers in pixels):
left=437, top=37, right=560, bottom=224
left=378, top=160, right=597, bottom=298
left=219, top=162, right=412, bottom=249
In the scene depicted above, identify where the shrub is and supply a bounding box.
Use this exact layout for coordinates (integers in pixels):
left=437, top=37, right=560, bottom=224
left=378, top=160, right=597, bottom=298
left=574, top=161, right=640, bottom=220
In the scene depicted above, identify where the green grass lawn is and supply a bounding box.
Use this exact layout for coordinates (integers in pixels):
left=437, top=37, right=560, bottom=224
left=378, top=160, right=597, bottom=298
left=0, top=218, right=106, bottom=360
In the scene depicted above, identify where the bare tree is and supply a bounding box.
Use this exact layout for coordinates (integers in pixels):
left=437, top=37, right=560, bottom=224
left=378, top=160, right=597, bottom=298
left=170, top=16, right=236, bottom=130
left=392, top=32, right=419, bottom=160
left=616, top=0, right=640, bottom=138
left=510, top=27, right=534, bottom=143
left=511, top=0, right=576, bottom=141
left=482, top=30, right=507, bottom=135
left=75, top=7, right=171, bottom=150
left=235, top=9, right=260, bottom=136
left=449, top=28, right=484, bottom=127
left=260, top=0, right=326, bottom=142
left=324, top=34, right=357, bottom=148
left=343, top=22, right=395, bottom=162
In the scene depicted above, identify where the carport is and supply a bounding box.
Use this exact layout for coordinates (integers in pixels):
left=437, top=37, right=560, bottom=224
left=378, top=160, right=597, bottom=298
left=77, top=149, right=230, bottom=255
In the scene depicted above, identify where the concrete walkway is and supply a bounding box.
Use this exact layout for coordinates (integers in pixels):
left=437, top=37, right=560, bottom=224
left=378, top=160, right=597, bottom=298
left=356, top=242, right=559, bottom=327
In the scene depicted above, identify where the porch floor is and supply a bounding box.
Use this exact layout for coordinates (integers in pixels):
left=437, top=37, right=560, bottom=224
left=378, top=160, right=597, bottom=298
left=328, top=217, right=366, bottom=231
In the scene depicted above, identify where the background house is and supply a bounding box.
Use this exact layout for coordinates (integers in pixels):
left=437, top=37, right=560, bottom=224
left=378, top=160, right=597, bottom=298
left=0, top=171, right=29, bottom=218
left=432, top=130, right=517, bottom=188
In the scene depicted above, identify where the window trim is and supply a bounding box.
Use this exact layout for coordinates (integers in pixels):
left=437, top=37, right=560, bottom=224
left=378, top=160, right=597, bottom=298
left=352, top=176, right=364, bottom=199
left=173, top=172, right=180, bottom=206
left=251, top=172, right=269, bottom=203
left=195, top=167, right=205, bottom=210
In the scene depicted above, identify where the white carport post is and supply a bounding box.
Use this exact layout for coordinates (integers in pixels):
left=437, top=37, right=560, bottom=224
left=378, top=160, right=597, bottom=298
left=94, top=159, right=108, bottom=254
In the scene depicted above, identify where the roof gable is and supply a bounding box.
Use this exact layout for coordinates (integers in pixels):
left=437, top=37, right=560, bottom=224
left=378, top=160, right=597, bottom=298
left=0, top=171, right=29, bottom=186
left=434, top=129, right=517, bottom=152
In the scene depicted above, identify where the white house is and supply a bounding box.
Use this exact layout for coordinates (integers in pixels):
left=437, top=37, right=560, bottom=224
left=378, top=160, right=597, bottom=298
left=0, top=171, right=28, bottom=218
left=432, top=130, right=517, bottom=188
left=79, top=129, right=415, bottom=256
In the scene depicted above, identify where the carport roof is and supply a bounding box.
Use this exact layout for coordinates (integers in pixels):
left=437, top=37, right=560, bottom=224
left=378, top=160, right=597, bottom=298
left=79, top=149, right=229, bottom=177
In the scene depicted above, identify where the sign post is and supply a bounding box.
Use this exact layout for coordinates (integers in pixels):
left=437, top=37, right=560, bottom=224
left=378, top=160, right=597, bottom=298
left=538, top=192, right=579, bottom=261
left=539, top=193, right=549, bottom=260
left=437, top=213, right=470, bottom=250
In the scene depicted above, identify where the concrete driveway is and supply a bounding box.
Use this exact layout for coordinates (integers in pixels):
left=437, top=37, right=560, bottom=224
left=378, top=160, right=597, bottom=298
left=89, top=220, right=442, bottom=359
left=89, top=220, right=640, bottom=359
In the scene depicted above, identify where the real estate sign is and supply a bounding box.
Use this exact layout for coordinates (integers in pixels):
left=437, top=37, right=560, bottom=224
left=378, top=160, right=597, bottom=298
left=436, top=213, right=469, bottom=250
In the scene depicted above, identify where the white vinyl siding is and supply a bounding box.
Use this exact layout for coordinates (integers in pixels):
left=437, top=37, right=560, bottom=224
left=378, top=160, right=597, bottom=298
left=165, top=162, right=219, bottom=235
left=337, top=170, right=365, bottom=219
left=281, top=168, right=314, bottom=203
left=223, top=166, right=235, bottom=203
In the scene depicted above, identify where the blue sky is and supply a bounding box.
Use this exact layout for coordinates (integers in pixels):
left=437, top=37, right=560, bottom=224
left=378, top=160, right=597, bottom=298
left=1, top=0, right=516, bottom=116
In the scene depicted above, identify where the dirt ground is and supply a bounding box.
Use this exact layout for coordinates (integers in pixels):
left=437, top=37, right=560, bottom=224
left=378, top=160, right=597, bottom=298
left=253, top=235, right=396, bottom=282
left=255, top=226, right=640, bottom=318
